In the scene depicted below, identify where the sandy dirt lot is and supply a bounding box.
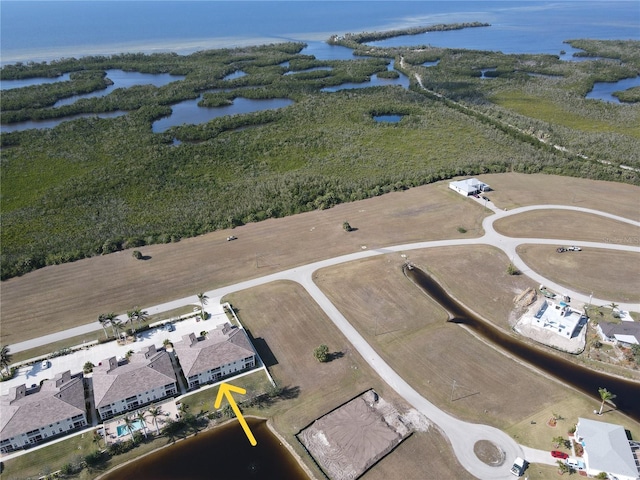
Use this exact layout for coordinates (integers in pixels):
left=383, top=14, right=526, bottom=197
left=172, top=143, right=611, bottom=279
left=298, top=390, right=412, bottom=480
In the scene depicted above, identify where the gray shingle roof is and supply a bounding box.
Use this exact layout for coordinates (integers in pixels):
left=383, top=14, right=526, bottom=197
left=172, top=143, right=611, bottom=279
left=173, top=323, right=255, bottom=379
left=92, top=348, right=176, bottom=409
left=599, top=321, right=640, bottom=342
left=577, top=417, right=638, bottom=478
left=1, top=371, right=85, bottom=440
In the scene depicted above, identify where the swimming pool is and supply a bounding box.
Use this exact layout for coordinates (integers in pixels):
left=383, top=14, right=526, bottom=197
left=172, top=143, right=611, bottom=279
left=116, top=419, right=144, bottom=437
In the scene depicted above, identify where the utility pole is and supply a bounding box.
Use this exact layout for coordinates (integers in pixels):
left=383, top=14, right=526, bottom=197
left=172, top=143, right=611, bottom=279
left=450, top=379, right=456, bottom=402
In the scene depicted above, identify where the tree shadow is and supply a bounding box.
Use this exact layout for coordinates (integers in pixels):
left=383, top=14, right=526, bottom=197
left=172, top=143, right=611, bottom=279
left=141, top=255, right=152, bottom=260
left=279, top=385, right=300, bottom=400
left=327, top=351, right=344, bottom=362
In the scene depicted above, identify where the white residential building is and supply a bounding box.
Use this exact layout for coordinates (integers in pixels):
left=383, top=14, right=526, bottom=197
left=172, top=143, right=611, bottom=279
left=92, top=345, right=178, bottom=420
left=532, top=300, right=585, bottom=338
left=448, top=177, right=490, bottom=197
left=173, top=323, right=256, bottom=390
left=575, top=417, right=639, bottom=480
left=1, top=371, right=87, bottom=453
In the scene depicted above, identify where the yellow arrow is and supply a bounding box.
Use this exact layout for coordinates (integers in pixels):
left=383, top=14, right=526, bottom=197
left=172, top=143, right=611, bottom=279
left=214, top=382, right=257, bottom=446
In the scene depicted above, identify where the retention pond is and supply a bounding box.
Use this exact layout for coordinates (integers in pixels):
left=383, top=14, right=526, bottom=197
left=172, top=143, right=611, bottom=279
left=100, top=418, right=309, bottom=480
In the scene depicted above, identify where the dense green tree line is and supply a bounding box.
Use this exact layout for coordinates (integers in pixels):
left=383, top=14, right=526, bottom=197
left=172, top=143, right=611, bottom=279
left=1, top=34, right=638, bottom=279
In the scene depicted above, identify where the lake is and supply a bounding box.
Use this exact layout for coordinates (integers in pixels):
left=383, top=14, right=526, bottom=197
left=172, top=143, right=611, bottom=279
left=100, top=418, right=309, bottom=480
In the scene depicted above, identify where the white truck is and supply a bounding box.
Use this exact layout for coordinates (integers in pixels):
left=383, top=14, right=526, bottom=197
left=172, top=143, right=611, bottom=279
left=510, top=457, right=526, bottom=477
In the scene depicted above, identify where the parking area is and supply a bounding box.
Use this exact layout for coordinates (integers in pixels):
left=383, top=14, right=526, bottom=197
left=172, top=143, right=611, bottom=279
left=0, top=304, right=229, bottom=396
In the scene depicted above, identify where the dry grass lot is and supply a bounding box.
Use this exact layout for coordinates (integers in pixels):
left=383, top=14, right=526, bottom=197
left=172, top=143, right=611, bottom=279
left=481, top=173, right=640, bottom=221
left=493, top=209, right=640, bottom=245
left=314, top=253, right=640, bottom=437
left=315, top=253, right=565, bottom=430
left=3, top=173, right=639, bottom=347
left=517, top=245, right=640, bottom=303
left=223, top=281, right=471, bottom=480
left=1, top=182, right=486, bottom=346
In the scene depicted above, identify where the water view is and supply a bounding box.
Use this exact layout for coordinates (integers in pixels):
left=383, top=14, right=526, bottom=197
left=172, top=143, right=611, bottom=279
left=586, top=75, right=640, bottom=103
left=321, top=60, right=409, bottom=92
left=373, top=115, right=404, bottom=123
left=152, top=96, right=294, bottom=133
left=100, top=418, right=308, bottom=480
left=407, top=266, right=640, bottom=423
left=54, top=70, right=186, bottom=107
left=1, top=111, right=127, bottom=134
left=1, top=73, right=71, bottom=90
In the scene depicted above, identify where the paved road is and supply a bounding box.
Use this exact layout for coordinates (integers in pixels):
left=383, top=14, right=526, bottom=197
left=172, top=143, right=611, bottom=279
left=8, top=204, right=639, bottom=478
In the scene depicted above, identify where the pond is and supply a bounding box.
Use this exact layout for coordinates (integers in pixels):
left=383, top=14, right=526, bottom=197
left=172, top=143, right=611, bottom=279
left=54, top=69, right=186, bottom=107
left=479, top=68, right=496, bottom=79
left=373, top=115, right=403, bottom=123
left=586, top=76, right=640, bottom=103
left=100, top=418, right=308, bottom=480
left=152, top=96, right=293, bottom=133
left=406, top=266, right=640, bottom=423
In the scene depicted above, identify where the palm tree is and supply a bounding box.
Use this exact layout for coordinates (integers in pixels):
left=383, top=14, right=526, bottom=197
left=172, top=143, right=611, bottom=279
left=136, top=411, right=149, bottom=438
left=111, top=319, right=125, bottom=342
left=196, top=293, right=208, bottom=319
left=0, top=345, right=12, bottom=376
left=127, top=307, right=149, bottom=326
left=123, top=415, right=137, bottom=442
left=135, top=307, right=149, bottom=325
left=97, top=314, right=110, bottom=339
left=100, top=312, right=118, bottom=337
left=598, top=387, right=617, bottom=415
left=126, top=309, right=136, bottom=327
left=148, top=406, right=163, bottom=435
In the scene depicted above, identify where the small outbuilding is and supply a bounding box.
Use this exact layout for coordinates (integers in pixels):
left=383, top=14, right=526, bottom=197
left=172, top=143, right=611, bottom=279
left=449, top=178, right=491, bottom=197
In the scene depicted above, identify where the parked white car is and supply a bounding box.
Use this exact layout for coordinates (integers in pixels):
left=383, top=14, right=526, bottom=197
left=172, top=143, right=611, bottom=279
left=567, top=246, right=582, bottom=251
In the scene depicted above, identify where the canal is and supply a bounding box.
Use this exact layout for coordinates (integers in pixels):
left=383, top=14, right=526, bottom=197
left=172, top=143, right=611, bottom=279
left=405, top=266, right=640, bottom=423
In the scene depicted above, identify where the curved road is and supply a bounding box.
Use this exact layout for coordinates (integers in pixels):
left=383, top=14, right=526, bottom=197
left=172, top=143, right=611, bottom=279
left=9, top=204, right=640, bottom=478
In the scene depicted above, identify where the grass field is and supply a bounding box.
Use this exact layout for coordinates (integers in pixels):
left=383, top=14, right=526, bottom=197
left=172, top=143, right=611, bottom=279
left=491, top=90, right=640, bottom=138
left=517, top=245, right=640, bottom=303
left=493, top=209, right=640, bottom=245
left=1, top=180, right=487, bottom=346
left=3, top=173, right=639, bottom=349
